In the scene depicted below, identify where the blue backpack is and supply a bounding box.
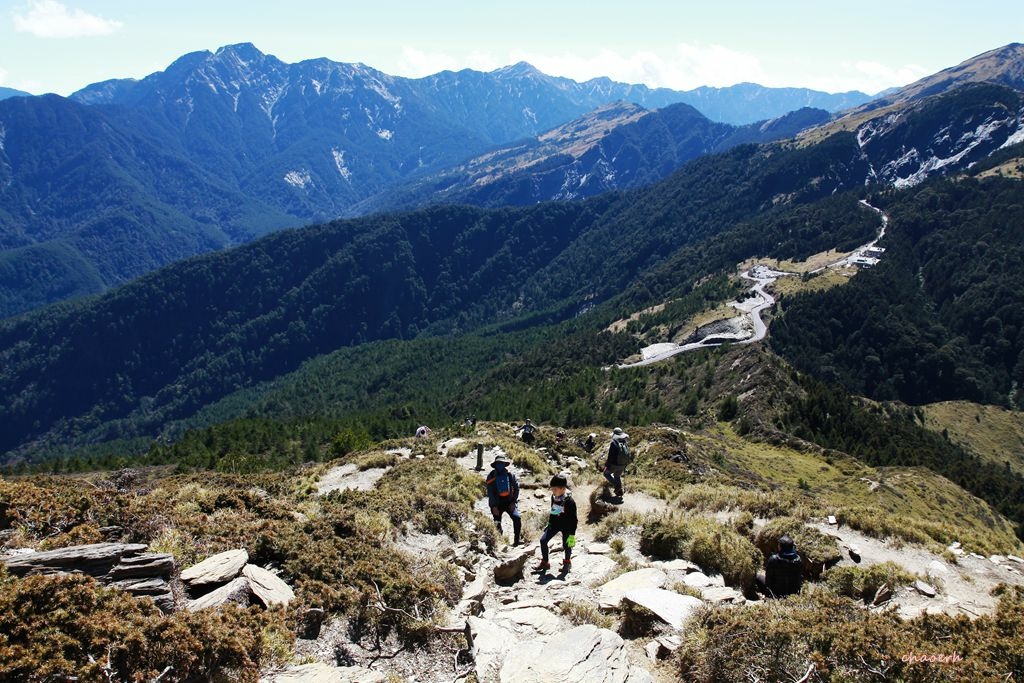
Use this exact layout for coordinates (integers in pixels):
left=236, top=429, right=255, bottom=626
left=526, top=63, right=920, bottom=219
left=491, top=469, right=513, bottom=498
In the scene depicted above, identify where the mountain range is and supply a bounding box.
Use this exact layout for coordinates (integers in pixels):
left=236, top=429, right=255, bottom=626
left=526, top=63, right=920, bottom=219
left=3, top=52, right=1024, bottom=461
left=4, top=39, right=1024, bottom=683
left=0, top=87, right=31, bottom=101
left=0, top=44, right=871, bottom=318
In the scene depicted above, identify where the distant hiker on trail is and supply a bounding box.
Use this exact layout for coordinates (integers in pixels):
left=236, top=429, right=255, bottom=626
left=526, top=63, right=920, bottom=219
left=757, top=535, right=803, bottom=597
left=603, top=427, right=631, bottom=500
left=584, top=433, right=596, bottom=452
left=414, top=425, right=432, bottom=438
left=518, top=419, right=537, bottom=444
left=534, top=474, right=578, bottom=573
left=485, top=454, right=522, bottom=546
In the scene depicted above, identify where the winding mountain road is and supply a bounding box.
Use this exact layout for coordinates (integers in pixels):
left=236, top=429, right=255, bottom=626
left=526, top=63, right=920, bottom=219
left=616, top=200, right=889, bottom=369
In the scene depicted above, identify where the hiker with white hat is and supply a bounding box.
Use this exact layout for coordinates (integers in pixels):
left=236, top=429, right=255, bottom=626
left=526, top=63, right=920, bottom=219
left=603, top=427, right=631, bottom=501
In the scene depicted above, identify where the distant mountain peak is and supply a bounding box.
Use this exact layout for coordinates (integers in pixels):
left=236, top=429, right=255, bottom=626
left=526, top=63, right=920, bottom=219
left=215, top=42, right=264, bottom=58
left=493, top=61, right=543, bottom=78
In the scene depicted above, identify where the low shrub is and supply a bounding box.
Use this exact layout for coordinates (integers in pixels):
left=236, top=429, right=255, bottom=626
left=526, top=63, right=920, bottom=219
left=678, top=587, right=1024, bottom=682
left=0, top=571, right=285, bottom=682
left=753, top=517, right=842, bottom=579
left=823, top=561, right=915, bottom=603
left=559, top=600, right=615, bottom=629
left=641, top=515, right=761, bottom=591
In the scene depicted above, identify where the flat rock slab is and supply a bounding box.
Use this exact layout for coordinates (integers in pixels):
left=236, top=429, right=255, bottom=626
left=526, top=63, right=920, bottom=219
left=469, top=616, right=519, bottom=683
left=503, top=606, right=563, bottom=636
left=587, top=543, right=612, bottom=554
left=187, top=576, right=251, bottom=611
left=700, top=586, right=746, bottom=605
left=499, top=624, right=652, bottom=683
left=622, top=588, right=704, bottom=630
left=598, top=568, right=667, bottom=610
left=915, top=580, right=937, bottom=598
left=2, top=543, right=147, bottom=577
left=264, top=663, right=386, bottom=682
left=181, top=549, right=248, bottom=587
left=107, top=553, right=175, bottom=580
left=659, top=559, right=700, bottom=573
left=682, top=571, right=724, bottom=589
left=243, top=564, right=295, bottom=607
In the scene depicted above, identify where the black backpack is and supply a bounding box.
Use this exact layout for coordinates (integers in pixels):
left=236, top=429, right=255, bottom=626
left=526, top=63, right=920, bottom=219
left=613, top=439, right=632, bottom=466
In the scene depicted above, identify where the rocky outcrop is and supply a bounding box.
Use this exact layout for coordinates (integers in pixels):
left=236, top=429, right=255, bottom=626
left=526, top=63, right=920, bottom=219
left=180, top=549, right=249, bottom=587
left=493, top=546, right=535, bottom=585
left=499, top=624, right=652, bottom=683
left=179, top=551, right=295, bottom=611
left=243, top=564, right=295, bottom=607
left=1, top=542, right=175, bottom=611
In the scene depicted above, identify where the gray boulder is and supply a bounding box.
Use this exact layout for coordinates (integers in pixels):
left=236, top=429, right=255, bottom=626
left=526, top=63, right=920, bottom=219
left=242, top=564, right=294, bottom=607
left=181, top=549, right=248, bottom=587
left=187, top=576, right=252, bottom=611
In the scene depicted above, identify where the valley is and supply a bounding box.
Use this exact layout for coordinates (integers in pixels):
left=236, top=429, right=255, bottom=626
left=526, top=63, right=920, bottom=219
left=3, top=29, right=1024, bottom=683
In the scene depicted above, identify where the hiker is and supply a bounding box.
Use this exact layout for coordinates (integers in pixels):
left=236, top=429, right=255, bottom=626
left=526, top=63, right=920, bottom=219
left=758, top=535, right=803, bottom=597
left=603, top=427, right=630, bottom=500
left=518, top=419, right=537, bottom=444
left=534, top=474, right=577, bottom=573
left=414, top=425, right=431, bottom=438
left=485, top=454, right=522, bottom=546
left=584, top=433, right=596, bottom=452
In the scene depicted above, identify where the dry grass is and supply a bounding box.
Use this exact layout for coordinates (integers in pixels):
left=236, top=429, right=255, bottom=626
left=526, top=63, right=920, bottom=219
left=976, top=158, right=1024, bottom=179
left=921, top=401, right=1024, bottom=475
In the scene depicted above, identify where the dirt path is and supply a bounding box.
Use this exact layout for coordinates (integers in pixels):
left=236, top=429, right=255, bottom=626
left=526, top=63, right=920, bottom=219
left=808, top=521, right=1024, bottom=618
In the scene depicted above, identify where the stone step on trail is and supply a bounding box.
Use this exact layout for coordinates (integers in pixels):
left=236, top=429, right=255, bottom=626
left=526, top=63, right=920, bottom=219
left=498, top=624, right=653, bottom=683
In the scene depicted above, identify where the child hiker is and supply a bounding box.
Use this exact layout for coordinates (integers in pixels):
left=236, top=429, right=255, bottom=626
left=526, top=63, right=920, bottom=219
left=534, top=473, right=577, bottom=572
left=485, top=454, right=522, bottom=546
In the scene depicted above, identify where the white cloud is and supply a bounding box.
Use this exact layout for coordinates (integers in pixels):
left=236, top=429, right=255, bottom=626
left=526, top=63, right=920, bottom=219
left=507, top=44, right=766, bottom=90
left=398, top=47, right=501, bottom=77
left=395, top=43, right=765, bottom=90
left=798, top=60, right=931, bottom=95
left=13, top=0, right=123, bottom=38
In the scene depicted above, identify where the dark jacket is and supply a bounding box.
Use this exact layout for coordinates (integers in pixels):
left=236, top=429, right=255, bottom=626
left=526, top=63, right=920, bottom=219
left=485, top=466, right=520, bottom=508
left=765, top=552, right=803, bottom=597
left=545, top=493, right=578, bottom=535
left=605, top=439, right=626, bottom=470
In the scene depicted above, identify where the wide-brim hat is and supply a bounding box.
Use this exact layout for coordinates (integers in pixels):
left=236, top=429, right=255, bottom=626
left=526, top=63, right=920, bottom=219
left=491, top=454, right=512, bottom=467
left=612, top=427, right=628, bottom=440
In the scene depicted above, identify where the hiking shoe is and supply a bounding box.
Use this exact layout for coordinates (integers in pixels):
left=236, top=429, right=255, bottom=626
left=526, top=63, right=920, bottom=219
left=561, top=558, right=572, bottom=571
left=533, top=560, right=550, bottom=571
left=512, top=538, right=522, bottom=547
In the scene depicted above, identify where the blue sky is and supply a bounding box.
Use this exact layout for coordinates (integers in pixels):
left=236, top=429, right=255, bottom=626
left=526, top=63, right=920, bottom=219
left=1, top=0, right=1021, bottom=96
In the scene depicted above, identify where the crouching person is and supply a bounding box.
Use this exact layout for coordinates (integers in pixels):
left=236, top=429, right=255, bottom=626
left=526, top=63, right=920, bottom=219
left=534, top=474, right=577, bottom=573
left=756, top=535, right=803, bottom=597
